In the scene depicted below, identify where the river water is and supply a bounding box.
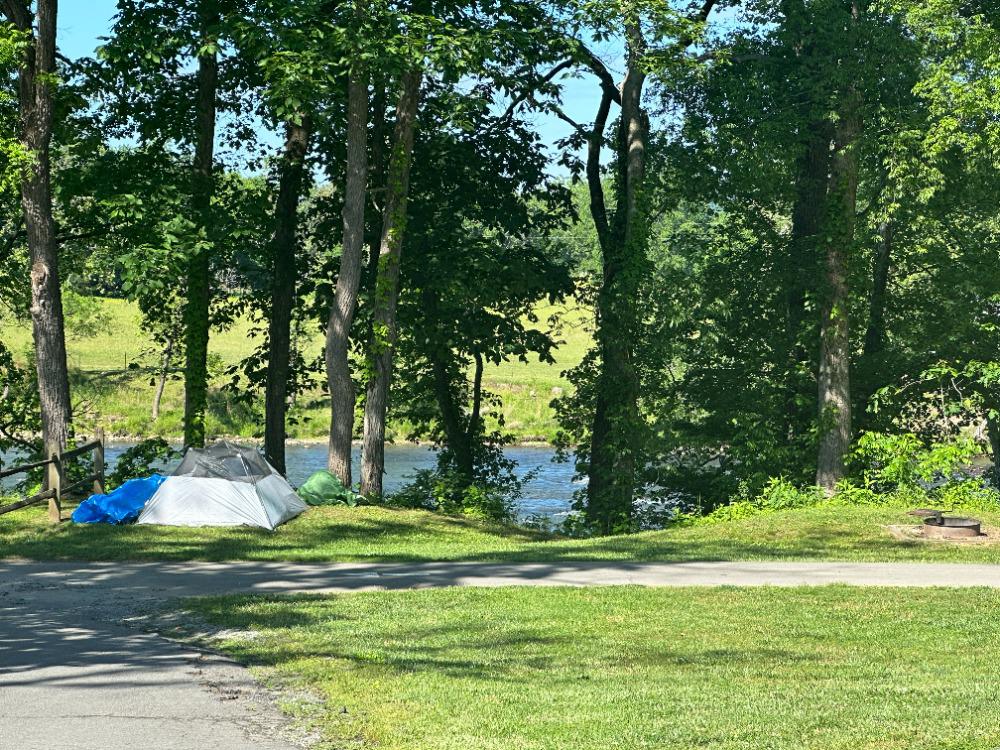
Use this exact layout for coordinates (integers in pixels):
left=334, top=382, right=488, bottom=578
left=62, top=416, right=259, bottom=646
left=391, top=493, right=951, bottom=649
left=96, top=441, right=579, bottom=520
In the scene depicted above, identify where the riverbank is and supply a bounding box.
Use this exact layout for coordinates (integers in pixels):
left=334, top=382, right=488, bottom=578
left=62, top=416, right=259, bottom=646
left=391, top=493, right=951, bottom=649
left=1, top=297, right=591, bottom=444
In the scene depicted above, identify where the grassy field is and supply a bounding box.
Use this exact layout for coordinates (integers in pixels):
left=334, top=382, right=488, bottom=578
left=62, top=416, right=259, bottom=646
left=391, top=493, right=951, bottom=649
left=9, top=503, right=1000, bottom=563
left=0, top=298, right=591, bottom=442
left=187, top=585, right=1000, bottom=749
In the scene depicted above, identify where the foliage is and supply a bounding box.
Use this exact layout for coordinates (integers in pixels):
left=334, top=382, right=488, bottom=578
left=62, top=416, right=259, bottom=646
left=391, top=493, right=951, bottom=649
left=0, top=340, right=40, bottom=459
left=853, top=431, right=980, bottom=491
left=691, top=433, right=997, bottom=528
left=389, top=445, right=535, bottom=524
left=107, top=437, right=179, bottom=489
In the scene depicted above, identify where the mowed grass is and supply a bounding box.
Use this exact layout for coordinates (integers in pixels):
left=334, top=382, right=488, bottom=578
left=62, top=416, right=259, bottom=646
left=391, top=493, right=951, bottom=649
left=0, top=298, right=591, bottom=442
left=188, top=585, right=1000, bottom=749
left=10, top=503, right=1000, bottom=563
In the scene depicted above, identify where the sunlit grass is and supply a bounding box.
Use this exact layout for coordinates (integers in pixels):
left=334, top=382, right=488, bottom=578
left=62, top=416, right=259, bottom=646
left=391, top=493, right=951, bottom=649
left=0, top=297, right=591, bottom=442
left=8, top=503, right=1000, bottom=564
left=189, top=585, right=1000, bottom=749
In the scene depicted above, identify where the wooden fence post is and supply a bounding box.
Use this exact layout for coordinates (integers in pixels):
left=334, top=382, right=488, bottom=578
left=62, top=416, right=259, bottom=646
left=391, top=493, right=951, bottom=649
left=93, top=428, right=106, bottom=495
left=46, top=445, right=62, bottom=524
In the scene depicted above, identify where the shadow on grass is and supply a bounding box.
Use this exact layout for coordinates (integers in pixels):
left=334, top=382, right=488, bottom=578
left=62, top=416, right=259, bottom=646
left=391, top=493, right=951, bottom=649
left=2, top=504, right=994, bottom=565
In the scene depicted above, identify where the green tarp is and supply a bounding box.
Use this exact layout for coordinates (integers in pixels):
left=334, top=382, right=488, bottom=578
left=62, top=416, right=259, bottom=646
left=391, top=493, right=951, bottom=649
left=298, top=470, right=358, bottom=506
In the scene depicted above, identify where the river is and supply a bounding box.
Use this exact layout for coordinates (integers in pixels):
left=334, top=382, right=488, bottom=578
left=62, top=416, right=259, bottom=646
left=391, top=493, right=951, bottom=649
left=96, top=441, right=579, bottom=520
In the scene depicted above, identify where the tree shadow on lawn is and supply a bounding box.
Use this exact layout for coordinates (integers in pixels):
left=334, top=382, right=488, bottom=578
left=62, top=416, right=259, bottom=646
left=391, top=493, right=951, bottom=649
left=0, top=505, right=962, bottom=564
left=195, top=611, right=567, bottom=683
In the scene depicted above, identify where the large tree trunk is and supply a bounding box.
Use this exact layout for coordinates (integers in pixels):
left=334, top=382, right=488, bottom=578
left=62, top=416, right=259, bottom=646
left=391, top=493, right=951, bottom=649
left=264, top=118, right=311, bottom=476
left=783, top=122, right=831, bottom=442
left=359, top=69, right=422, bottom=498
left=182, top=5, right=218, bottom=449
left=863, top=219, right=892, bottom=359
left=423, top=289, right=478, bottom=483
left=855, top=218, right=892, bottom=426
left=431, top=350, right=475, bottom=481
left=586, top=23, right=647, bottom=534
left=6, top=0, right=72, bottom=453
left=816, top=91, right=861, bottom=491
left=364, top=77, right=388, bottom=289
left=326, top=60, right=369, bottom=487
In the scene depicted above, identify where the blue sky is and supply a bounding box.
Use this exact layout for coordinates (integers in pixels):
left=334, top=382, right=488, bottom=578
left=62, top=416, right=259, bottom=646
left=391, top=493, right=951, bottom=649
left=57, top=0, right=612, bottom=171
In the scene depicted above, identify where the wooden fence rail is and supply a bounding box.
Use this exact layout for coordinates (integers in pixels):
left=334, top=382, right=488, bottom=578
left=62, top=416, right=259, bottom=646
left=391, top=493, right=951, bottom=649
left=0, top=428, right=105, bottom=523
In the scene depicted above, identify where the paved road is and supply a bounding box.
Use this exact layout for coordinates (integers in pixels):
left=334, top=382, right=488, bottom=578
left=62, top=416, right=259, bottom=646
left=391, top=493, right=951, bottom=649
left=5, top=558, right=1000, bottom=749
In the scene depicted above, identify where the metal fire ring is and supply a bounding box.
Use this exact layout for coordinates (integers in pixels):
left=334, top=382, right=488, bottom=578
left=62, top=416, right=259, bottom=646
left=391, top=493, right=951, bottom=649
left=922, top=515, right=982, bottom=539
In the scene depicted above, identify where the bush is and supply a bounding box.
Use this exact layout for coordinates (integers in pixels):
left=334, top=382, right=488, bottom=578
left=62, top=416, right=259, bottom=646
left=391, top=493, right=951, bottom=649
left=388, top=467, right=521, bottom=523
left=108, top=438, right=179, bottom=489
left=688, top=432, right=996, bottom=527
left=853, top=431, right=979, bottom=491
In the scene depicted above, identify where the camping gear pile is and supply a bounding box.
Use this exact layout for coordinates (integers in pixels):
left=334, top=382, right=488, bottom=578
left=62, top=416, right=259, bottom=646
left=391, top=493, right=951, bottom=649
left=73, top=441, right=307, bottom=530
left=299, top=470, right=358, bottom=506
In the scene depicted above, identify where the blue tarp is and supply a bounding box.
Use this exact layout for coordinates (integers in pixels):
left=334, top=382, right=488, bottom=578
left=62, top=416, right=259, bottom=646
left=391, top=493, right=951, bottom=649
left=71, top=474, right=166, bottom=525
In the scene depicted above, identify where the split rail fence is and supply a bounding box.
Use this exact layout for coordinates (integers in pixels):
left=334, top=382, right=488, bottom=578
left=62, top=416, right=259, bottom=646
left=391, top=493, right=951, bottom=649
left=0, top=428, right=105, bottom=523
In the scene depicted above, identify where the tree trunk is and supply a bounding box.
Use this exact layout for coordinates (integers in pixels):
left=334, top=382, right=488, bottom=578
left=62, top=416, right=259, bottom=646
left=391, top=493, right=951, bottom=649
left=182, top=5, right=218, bottom=449
left=986, top=406, right=1000, bottom=477
left=359, top=69, right=422, bottom=498
left=264, top=118, right=311, bottom=476
left=431, top=348, right=475, bottom=481
left=783, top=121, right=831, bottom=441
left=326, top=59, right=369, bottom=487
left=423, top=289, right=479, bottom=484
left=151, top=334, right=174, bottom=421
left=816, top=92, right=861, bottom=491
left=586, top=23, right=647, bottom=534
left=6, top=0, right=72, bottom=453
left=854, top=218, right=892, bottom=427
left=863, top=219, right=892, bottom=359
left=364, top=77, right=388, bottom=290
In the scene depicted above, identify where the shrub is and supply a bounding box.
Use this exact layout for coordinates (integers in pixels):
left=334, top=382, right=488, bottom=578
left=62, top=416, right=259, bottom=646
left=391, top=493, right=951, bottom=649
left=108, top=437, right=179, bottom=489
left=388, top=467, right=521, bottom=524
left=853, top=431, right=979, bottom=491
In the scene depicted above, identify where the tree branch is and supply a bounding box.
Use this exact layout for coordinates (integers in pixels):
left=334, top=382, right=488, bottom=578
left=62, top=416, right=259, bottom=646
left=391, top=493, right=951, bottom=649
left=498, top=59, right=576, bottom=122
left=1, top=0, right=31, bottom=30
left=587, top=86, right=614, bottom=252
left=575, top=43, right=623, bottom=106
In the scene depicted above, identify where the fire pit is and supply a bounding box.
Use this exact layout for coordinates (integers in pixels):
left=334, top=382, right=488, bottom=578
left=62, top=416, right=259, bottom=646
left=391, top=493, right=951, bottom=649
left=922, top=514, right=982, bottom=539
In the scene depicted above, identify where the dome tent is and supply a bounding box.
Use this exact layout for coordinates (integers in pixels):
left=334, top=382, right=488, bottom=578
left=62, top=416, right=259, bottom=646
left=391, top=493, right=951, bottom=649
left=137, top=441, right=307, bottom=530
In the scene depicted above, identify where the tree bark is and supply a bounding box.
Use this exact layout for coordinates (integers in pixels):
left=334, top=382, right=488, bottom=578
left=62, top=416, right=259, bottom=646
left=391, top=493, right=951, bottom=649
left=326, top=59, right=369, bottom=487
left=5, top=0, right=72, bottom=453
left=586, top=22, right=647, bottom=534
left=359, top=69, right=422, bottom=498
left=431, top=347, right=475, bottom=481
left=364, top=77, right=388, bottom=290
left=853, top=218, right=892, bottom=427
left=986, top=406, right=1000, bottom=477
left=816, top=91, right=861, bottom=491
left=182, top=5, right=219, bottom=449
left=264, top=118, right=311, bottom=476
left=863, top=219, right=892, bottom=359
left=783, top=121, right=831, bottom=441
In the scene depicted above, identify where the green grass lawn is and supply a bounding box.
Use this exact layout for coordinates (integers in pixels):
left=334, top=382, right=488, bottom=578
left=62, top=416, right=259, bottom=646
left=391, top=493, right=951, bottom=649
left=8, top=503, right=1000, bottom=564
left=187, top=585, right=1000, bottom=749
left=0, top=298, right=591, bottom=442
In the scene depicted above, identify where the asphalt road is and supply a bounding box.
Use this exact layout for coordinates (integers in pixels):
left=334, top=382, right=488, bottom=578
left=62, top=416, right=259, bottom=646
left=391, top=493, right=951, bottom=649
left=6, top=558, right=1000, bottom=749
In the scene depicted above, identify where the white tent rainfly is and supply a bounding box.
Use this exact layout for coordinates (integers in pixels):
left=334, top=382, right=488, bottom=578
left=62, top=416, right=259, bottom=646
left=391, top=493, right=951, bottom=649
left=137, top=441, right=307, bottom=530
